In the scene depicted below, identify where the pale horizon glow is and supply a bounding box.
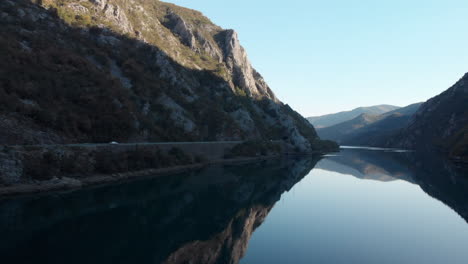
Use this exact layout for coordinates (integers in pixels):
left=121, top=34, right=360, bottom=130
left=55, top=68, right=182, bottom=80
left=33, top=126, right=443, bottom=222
left=164, top=0, right=468, bottom=116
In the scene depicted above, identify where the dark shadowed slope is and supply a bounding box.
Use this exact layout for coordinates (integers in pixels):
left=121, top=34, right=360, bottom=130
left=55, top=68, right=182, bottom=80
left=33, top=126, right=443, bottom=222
left=388, top=73, right=468, bottom=161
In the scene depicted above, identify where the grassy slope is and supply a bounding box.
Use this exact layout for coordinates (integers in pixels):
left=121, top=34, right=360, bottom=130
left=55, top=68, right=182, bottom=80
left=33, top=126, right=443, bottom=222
left=42, top=0, right=224, bottom=72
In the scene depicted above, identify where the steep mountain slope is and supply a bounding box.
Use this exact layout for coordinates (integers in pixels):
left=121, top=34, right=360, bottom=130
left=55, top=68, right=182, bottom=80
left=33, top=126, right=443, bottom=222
left=388, top=74, right=468, bottom=160
left=0, top=0, right=336, bottom=151
left=317, top=103, right=421, bottom=145
left=307, top=104, right=400, bottom=128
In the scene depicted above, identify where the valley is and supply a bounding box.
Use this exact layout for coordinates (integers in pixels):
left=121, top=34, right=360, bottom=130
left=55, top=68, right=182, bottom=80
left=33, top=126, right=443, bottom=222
left=0, top=1, right=467, bottom=264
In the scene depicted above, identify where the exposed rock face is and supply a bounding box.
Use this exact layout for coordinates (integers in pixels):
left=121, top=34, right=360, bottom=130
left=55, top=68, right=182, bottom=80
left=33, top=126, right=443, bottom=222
left=0, top=152, right=23, bottom=185
left=388, top=73, right=468, bottom=160
left=157, top=95, right=196, bottom=133
left=218, top=30, right=277, bottom=101
left=166, top=12, right=197, bottom=50
left=159, top=9, right=278, bottom=102
left=91, top=0, right=107, bottom=10
left=230, top=109, right=255, bottom=132
left=196, top=30, right=223, bottom=63
left=0, top=0, right=334, bottom=152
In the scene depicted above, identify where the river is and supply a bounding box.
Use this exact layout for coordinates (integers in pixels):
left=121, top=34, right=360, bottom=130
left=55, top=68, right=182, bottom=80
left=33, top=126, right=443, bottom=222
left=1, top=147, right=467, bottom=264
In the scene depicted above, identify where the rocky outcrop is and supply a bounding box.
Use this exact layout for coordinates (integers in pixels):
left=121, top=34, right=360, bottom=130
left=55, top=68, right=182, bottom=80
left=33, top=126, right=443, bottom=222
left=0, top=152, right=23, bottom=185
left=103, top=3, right=132, bottom=33
left=218, top=30, right=277, bottom=101
left=196, top=30, right=223, bottom=63
left=157, top=95, right=196, bottom=133
left=160, top=10, right=278, bottom=102
left=91, top=0, right=133, bottom=33
left=165, top=12, right=197, bottom=50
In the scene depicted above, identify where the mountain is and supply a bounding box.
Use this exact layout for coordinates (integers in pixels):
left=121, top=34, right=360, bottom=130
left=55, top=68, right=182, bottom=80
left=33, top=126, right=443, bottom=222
left=316, top=113, right=382, bottom=142
left=382, top=103, right=422, bottom=117
left=388, top=73, right=468, bottom=161
left=0, top=0, right=336, bottom=152
left=316, top=103, right=422, bottom=145
left=307, top=104, right=400, bottom=128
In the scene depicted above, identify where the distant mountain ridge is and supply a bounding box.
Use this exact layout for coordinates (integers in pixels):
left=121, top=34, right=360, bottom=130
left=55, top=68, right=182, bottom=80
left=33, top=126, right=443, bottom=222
left=316, top=113, right=382, bottom=142
left=307, top=104, right=400, bottom=128
left=317, top=103, right=422, bottom=145
left=316, top=71, right=468, bottom=163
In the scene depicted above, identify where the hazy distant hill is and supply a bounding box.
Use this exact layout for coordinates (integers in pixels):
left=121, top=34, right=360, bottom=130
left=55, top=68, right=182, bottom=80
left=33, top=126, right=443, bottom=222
left=316, top=113, right=382, bottom=142
left=317, top=103, right=422, bottom=145
left=307, top=105, right=400, bottom=128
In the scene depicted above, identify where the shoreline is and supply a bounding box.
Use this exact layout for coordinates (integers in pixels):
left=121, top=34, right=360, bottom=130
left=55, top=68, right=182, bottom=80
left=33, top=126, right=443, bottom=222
left=0, top=154, right=299, bottom=200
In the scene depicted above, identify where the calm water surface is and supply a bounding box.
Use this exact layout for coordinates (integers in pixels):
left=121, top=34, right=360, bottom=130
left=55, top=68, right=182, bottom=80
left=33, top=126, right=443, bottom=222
left=1, top=147, right=467, bottom=264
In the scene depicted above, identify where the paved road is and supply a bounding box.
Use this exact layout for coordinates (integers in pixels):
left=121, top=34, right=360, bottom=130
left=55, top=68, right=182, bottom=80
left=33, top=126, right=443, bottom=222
left=8, top=141, right=248, bottom=148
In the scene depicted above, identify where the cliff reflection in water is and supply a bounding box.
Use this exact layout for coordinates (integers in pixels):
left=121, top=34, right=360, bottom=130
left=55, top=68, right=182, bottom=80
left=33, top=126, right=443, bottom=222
left=1, top=149, right=467, bottom=264
left=317, top=147, right=468, bottom=222
left=0, top=157, right=320, bottom=264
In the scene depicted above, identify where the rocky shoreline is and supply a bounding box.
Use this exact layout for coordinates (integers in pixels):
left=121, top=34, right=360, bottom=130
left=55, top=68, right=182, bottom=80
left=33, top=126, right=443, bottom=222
left=0, top=155, right=285, bottom=199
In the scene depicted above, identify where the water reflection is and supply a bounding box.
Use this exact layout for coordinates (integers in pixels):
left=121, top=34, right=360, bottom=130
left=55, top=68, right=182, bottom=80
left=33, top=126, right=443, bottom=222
left=0, top=157, right=320, bottom=264
left=318, top=147, right=468, bottom=223
left=1, top=149, right=468, bottom=264
left=318, top=148, right=415, bottom=183
left=241, top=148, right=468, bottom=264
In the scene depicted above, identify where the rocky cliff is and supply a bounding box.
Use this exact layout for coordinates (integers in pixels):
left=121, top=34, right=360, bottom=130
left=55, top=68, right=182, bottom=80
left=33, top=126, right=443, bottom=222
left=0, top=0, right=335, bottom=152
left=388, top=74, right=468, bottom=160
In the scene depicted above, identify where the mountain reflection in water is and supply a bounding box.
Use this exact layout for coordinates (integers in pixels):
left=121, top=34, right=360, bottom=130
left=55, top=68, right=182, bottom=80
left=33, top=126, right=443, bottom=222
left=241, top=148, right=468, bottom=264
left=318, top=147, right=468, bottom=222
left=0, top=158, right=320, bottom=264
left=1, top=148, right=468, bottom=264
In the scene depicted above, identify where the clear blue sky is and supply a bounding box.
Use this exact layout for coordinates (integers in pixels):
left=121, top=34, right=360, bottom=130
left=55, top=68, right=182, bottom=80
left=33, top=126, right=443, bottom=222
left=164, top=0, right=468, bottom=116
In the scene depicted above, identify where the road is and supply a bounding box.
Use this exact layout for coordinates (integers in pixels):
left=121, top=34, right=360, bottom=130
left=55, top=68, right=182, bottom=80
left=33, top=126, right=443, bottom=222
left=8, top=141, right=247, bottom=148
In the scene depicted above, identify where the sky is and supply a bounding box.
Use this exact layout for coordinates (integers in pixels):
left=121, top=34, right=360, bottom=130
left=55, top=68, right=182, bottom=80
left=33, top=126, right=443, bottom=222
left=164, top=0, right=468, bottom=116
